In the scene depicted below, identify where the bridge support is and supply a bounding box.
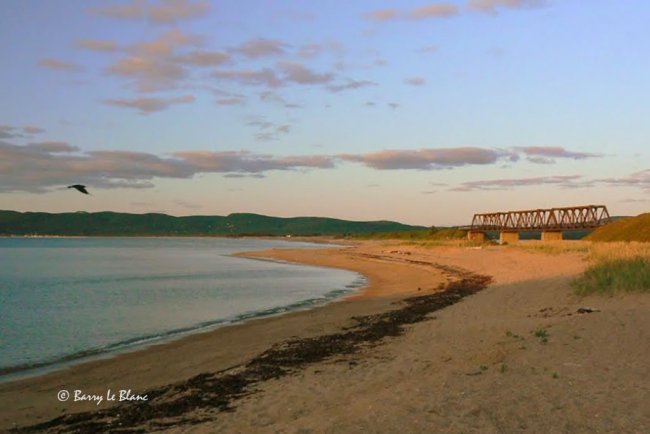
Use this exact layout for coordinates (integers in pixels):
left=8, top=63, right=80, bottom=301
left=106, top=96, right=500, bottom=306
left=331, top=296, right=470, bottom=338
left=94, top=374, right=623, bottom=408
left=499, top=231, right=519, bottom=245
left=541, top=231, right=563, bottom=241
left=467, top=231, right=486, bottom=242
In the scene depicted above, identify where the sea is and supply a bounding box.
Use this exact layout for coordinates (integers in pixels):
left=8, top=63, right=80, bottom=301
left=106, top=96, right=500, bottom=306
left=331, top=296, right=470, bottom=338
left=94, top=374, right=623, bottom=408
left=0, top=237, right=365, bottom=382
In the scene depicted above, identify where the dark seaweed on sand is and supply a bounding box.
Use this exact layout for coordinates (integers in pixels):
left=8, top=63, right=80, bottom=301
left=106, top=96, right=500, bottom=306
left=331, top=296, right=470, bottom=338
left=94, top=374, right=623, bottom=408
left=17, top=261, right=491, bottom=433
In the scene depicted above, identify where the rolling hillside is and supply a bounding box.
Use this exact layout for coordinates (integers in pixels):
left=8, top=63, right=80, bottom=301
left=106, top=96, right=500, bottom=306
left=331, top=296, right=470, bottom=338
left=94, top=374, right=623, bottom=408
left=586, top=213, right=650, bottom=242
left=0, top=211, right=425, bottom=237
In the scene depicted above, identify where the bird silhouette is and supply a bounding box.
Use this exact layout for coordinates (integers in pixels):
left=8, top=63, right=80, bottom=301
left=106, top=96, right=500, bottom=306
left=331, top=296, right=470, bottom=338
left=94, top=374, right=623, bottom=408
left=67, top=184, right=90, bottom=195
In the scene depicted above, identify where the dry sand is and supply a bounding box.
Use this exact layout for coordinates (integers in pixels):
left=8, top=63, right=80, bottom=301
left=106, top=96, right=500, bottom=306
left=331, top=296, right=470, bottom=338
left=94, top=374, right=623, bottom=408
left=1, top=241, right=649, bottom=433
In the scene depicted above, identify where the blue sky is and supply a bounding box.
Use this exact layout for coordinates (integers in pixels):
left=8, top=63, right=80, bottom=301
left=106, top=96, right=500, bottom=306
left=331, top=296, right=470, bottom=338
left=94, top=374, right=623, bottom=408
left=1, top=0, right=648, bottom=225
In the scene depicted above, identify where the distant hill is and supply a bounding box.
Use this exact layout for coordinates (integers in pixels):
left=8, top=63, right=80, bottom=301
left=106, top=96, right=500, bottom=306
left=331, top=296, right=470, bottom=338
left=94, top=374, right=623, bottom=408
left=354, top=227, right=468, bottom=241
left=0, top=210, right=425, bottom=237
left=586, top=213, right=650, bottom=242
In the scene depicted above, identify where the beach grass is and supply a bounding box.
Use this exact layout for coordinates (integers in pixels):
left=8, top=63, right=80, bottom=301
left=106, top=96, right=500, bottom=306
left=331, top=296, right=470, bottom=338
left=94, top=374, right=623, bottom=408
left=572, top=256, right=650, bottom=295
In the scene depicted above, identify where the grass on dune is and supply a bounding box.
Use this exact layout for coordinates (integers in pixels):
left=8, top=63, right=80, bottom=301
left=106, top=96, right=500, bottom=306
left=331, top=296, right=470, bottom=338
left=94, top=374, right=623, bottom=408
left=572, top=256, right=650, bottom=295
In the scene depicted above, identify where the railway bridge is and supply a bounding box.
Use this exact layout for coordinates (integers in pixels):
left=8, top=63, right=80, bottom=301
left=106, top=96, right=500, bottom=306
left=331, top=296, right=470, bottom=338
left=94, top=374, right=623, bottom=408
left=468, top=205, right=611, bottom=243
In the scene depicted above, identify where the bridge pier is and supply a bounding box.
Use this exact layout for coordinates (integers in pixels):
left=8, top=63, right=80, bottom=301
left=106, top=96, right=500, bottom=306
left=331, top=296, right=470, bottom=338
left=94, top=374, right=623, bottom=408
left=467, top=231, right=486, bottom=242
left=499, top=231, right=519, bottom=245
left=541, top=230, right=563, bottom=241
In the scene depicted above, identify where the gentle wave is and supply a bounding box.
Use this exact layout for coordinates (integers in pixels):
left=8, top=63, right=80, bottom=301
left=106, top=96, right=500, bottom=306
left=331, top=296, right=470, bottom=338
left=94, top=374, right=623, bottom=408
left=0, top=275, right=367, bottom=379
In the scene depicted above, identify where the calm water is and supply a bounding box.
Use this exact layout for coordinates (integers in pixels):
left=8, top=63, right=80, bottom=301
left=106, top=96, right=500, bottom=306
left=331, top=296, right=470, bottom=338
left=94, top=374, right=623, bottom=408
left=0, top=238, right=364, bottom=380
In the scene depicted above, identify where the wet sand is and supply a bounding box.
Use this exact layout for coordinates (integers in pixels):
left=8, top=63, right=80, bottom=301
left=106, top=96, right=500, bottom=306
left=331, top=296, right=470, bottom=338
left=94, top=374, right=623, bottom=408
left=1, top=241, right=649, bottom=433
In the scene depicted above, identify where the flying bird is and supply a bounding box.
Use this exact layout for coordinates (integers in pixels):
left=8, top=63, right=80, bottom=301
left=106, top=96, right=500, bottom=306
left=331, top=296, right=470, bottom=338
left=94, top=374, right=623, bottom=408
left=67, top=184, right=90, bottom=195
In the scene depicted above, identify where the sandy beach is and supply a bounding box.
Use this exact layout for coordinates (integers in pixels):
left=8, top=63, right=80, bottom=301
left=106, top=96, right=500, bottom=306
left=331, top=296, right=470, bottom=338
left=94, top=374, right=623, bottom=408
left=1, top=241, right=649, bottom=433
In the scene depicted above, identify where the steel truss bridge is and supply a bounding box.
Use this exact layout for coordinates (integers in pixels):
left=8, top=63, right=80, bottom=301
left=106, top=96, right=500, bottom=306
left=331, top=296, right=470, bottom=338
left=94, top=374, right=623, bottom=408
left=470, top=205, right=611, bottom=232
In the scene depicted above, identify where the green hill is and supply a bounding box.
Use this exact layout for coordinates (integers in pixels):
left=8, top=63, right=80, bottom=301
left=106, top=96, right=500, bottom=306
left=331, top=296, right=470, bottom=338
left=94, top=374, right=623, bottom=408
left=586, top=213, right=650, bottom=242
left=0, top=210, right=425, bottom=237
left=354, top=227, right=468, bottom=241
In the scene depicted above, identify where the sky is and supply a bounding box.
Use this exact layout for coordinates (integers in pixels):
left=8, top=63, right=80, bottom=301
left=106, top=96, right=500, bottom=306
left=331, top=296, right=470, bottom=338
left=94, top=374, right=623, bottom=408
left=0, top=0, right=648, bottom=226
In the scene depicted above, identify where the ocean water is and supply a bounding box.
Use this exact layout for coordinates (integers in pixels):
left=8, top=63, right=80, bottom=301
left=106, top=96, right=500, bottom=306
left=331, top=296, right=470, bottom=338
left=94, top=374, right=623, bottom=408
left=0, top=238, right=364, bottom=380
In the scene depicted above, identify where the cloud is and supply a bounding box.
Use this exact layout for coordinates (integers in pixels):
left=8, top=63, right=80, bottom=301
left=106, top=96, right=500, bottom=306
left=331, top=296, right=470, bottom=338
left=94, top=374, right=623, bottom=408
left=107, top=56, right=186, bottom=92
left=404, top=77, right=426, bottom=86
left=173, top=50, right=230, bottom=66
left=244, top=116, right=292, bottom=141
left=128, top=28, right=199, bottom=57
left=91, top=0, right=210, bottom=24
left=215, top=97, right=245, bottom=106
left=223, top=173, right=266, bottom=179
left=366, top=3, right=458, bottom=22
left=26, top=141, right=79, bottom=153
left=0, top=140, right=338, bottom=193
left=408, top=4, right=459, bottom=19
left=599, top=170, right=650, bottom=191
left=0, top=124, right=46, bottom=139
left=516, top=146, right=603, bottom=163
left=365, top=9, right=399, bottom=22
left=278, top=61, right=334, bottom=85
left=76, top=39, right=119, bottom=52
left=172, top=151, right=335, bottom=173
left=618, top=198, right=650, bottom=203
left=213, top=68, right=283, bottom=88
left=234, top=38, right=287, bottom=58
left=327, top=79, right=376, bottom=93
left=2, top=138, right=614, bottom=194
left=23, top=126, right=46, bottom=135
left=417, top=45, right=439, bottom=54
left=340, top=147, right=505, bottom=170
left=449, top=175, right=585, bottom=192
left=105, top=29, right=200, bottom=92
left=467, top=0, right=547, bottom=15
left=174, top=200, right=202, bottom=209
left=103, top=95, right=195, bottom=114
left=38, top=58, right=82, bottom=72
left=450, top=170, right=650, bottom=193
left=259, top=91, right=301, bottom=108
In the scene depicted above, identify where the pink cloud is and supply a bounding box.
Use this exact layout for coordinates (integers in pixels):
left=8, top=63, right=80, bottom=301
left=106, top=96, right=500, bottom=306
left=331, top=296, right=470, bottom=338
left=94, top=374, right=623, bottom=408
left=38, top=58, right=82, bottom=72
left=103, top=95, right=195, bottom=114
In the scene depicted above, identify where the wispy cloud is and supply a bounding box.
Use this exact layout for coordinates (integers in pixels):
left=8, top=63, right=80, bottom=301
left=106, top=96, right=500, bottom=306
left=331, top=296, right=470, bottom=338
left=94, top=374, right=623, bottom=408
left=213, top=68, right=283, bottom=88
left=244, top=116, right=292, bottom=141
left=103, top=95, right=195, bottom=114
left=365, top=3, right=459, bottom=22
left=215, top=96, right=245, bottom=106
left=365, top=9, right=400, bottom=22
left=467, top=0, right=547, bottom=15
left=173, top=50, right=230, bottom=66
left=2, top=139, right=614, bottom=193
left=416, top=45, right=439, bottom=54
left=105, top=29, right=199, bottom=92
left=90, top=0, right=210, bottom=24
left=38, top=58, right=83, bottom=72
left=449, top=175, right=585, bottom=192
left=0, top=140, right=335, bottom=193
left=340, top=147, right=505, bottom=170
left=327, top=79, right=376, bottom=93
left=516, top=146, right=603, bottom=163
left=76, top=39, right=119, bottom=52
left=408, top=4, right=459, bottom=19
left=0, top=124, right=46, bottom=139
left=599, top=170, right=650, bottom=191
left=404, top=77, right=426, bottom=86
left=278, top=61, right=335, bottom=85
left=234, top=38, right=287, bottom=58
left=259, top=91, right=301, bottom=108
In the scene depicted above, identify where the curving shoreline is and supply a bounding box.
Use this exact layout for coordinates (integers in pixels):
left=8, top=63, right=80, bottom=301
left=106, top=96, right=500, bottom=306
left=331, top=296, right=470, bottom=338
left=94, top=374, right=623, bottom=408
left=3, top=241, right=649, bottom=433
left=0, top=242, right=449, bottom=431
